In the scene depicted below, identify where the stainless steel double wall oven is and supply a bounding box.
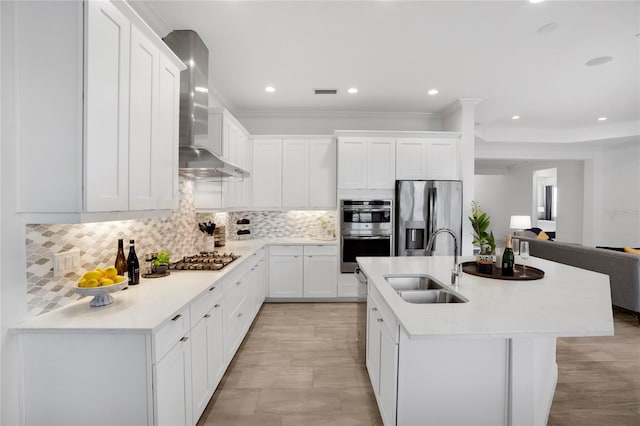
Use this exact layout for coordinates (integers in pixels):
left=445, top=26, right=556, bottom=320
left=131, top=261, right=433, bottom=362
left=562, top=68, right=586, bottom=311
left=340, top=200, right=393, bottom=273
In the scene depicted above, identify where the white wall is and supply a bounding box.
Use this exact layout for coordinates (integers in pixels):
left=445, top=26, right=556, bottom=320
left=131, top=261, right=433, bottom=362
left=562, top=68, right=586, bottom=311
left=475, top=160, right=585, bottom=246
left=588, top=141, right=640, bottom=247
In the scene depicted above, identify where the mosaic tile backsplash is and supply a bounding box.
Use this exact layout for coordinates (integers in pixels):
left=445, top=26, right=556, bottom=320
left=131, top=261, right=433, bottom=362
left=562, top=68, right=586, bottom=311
left=25, top=177, right=336, bottom=316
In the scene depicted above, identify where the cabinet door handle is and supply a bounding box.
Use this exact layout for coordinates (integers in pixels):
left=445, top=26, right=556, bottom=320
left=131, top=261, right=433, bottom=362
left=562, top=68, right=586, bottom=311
left=214, top=304, right=220, bottom=308
left=237, top=313, right=243, bottom=318
left=208, top=286, right=216, bottom=291
left=171, top=314, right=182, bottom=321
left=371, top=307, right=377, bottom=312
left=180, top=336, right=189, bottom=342
left=204, top=314, right=211, bottom=319
left=377, top=318, right=384, bottom=323
left=236, top=281, right=242, bottom=286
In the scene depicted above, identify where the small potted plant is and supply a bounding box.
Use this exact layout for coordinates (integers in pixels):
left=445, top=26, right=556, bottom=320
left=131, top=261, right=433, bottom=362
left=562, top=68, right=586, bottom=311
left=153, top=249, right=171, bottom=275
left=469, top=201, right=496, bottom=274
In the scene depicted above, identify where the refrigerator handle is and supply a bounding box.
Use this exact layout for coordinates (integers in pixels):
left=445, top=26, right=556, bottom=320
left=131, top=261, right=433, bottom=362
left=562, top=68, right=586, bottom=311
left=428, top=187, right=437, bottom=253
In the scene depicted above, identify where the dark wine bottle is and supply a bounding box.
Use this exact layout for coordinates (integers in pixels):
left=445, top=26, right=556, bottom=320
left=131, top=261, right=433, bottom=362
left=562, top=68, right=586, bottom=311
left=502, top=235, right=515, bottom=276
left=114, top=239, right=127, bottom=276
left=127, top=239, right=140, bottom=285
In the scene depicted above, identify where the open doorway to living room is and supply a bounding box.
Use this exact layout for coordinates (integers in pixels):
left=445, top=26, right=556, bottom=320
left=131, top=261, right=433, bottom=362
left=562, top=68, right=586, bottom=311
left=533, top=167, right=557, bottom=239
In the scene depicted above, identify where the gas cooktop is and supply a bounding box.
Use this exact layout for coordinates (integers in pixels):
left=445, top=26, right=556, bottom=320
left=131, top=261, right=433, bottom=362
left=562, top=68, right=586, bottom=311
left=169, top=252, right=240, bottom=271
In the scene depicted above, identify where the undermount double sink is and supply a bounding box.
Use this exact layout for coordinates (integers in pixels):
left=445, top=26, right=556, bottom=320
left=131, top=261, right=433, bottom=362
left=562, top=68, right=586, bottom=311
left=384, top=275, right=468, bottom=304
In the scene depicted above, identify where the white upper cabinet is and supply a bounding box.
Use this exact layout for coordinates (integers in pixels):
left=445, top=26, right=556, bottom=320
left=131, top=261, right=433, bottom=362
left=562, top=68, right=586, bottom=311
left=155, top=56, right=181, bottom=210
left=204, top=109, right=252, bottom=210
left=368, top=138, right=396, bottom=189
left=253, top=137, right=336, bottom=210
left=128, top=25, right=159, bottom=211
left=426, top=139, right=458, bottom=180
left=395, top=139, right=427, bottom=180
left=337, top=138, right=368, bottom=189
left=282, top=140, right=310, bottom=208
left=12, top=0, right=185, bottom=221
left=252, top=139, right=283, bottom=208
left=84, top=0, right=131, bottom=212
left=338, top=137, right=395, bottom=190
left=396, top=137, right=459, bottom=181
left=308, top=139, right=337, bottom=208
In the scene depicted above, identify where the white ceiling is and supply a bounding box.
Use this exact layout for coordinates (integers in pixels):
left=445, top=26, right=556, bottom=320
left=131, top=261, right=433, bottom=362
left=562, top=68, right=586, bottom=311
left=140, top=0, right=640, bottom=141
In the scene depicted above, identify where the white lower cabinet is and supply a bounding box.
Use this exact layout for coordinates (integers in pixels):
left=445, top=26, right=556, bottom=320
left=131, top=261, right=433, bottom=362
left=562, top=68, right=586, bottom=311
left=303, top=246, right=338, bottom=297
left=268, top=245, right=338, bottom=298
left=190, top=301, right=224, bottom=422
left=155, top=335, right=193, bottom=426
left=366, top=286, right=398, bottom=426
left=17, top=249, right=266, bottom=426
left=268, top=246, right=304, bottom=298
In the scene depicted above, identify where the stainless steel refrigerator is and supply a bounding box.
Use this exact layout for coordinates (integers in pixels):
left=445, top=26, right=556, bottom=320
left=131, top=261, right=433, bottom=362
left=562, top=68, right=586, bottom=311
left=396, top=180, right=463, bottom=256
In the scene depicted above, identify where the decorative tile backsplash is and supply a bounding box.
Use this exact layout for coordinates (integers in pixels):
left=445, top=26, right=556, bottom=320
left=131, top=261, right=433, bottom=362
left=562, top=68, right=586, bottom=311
left=24, top=177, right=337, bottom=316
left=227, top=211, right=336, bottom=239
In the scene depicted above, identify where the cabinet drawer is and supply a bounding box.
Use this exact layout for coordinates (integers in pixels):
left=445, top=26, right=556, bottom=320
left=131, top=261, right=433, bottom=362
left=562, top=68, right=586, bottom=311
left=270, top=245, right=303, bottom=256
left=225, top=277, right=247, bottom=315
left=370, top=286, right=398, bottom=343
left=154, top=306, right=190, bottom=362
left=190, top=282, right=222, bottom=328
left=304, top=245, right=337, bottom=256
left=249, top=247, right=265, bottom=264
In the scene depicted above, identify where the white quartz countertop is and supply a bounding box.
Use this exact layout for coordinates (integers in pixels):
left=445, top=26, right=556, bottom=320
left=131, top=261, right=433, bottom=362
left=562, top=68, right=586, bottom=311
left=357, top=255, right=615, bottom=339
left=14, top=238, right=337, bottom=333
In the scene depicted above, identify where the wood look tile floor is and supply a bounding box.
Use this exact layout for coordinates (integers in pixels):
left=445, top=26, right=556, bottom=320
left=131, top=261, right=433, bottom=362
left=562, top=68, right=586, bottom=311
left=198, top=303, right=382, bottom=426
left=198, top=303, right=639, bottom=426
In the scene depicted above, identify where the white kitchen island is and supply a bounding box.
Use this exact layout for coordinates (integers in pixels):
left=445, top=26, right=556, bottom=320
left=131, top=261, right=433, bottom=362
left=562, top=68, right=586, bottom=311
left=357, top=255, right=614, bottom=426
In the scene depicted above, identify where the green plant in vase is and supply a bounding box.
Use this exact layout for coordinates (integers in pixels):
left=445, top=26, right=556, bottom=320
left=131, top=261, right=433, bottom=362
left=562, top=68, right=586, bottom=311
left=469, top=201, right=496, bottom=273
left=153, top=249, right=171, bottom=274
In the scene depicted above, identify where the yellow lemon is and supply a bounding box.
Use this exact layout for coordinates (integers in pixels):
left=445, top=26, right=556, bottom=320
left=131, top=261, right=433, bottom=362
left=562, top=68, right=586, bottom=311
left=95, top=268, right=106, bottom=278
left=83, top=271, right=102, bottom=281
left=113, top=275, right=126, bottom=284
left=85, top=278, right=99, bottom=288
left=99, top=278, right=114, bottom=287
left=104, top=267, right=118, bottom=279
left=77, top=278, right=88, bottom=288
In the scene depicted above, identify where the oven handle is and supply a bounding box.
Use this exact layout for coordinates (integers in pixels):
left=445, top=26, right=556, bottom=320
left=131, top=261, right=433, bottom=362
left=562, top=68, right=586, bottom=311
left=342, top=235, right=391, bottom=240
left=341, top=208, right=390, bottom=213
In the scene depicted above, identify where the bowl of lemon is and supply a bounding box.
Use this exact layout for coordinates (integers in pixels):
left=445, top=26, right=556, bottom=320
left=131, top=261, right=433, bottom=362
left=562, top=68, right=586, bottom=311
left=74, top=266, right=128, bottom=307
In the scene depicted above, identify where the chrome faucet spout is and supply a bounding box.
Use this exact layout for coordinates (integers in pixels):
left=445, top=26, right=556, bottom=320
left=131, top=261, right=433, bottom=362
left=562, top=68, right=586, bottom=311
left=426, top=228, right=461, bottom=285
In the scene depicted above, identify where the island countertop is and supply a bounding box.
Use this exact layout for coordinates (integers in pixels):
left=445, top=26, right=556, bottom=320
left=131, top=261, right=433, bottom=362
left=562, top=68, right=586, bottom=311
left=357, top=255, right=614, bottom=339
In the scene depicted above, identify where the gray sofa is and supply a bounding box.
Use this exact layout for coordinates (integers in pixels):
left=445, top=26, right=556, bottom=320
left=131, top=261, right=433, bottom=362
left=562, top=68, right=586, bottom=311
left=515, top=232, right=640, bottom=323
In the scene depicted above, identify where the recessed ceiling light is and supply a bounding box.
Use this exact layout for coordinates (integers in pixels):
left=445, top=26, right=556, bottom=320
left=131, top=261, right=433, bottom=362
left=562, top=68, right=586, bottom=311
left=512, top=115, right=521, bottom=120
left=529, top=0, right=545, bottom=3
left=347, top=87, right=358, bottom=94
left=537, top=23, right=558, bottom=35
left=585, top=56, right=613, bottom=66
left=265, top=86, right=275, bottom=93
left=598, top=117, right=608, bottom=121
left=427, top=89, right=439, bottom=96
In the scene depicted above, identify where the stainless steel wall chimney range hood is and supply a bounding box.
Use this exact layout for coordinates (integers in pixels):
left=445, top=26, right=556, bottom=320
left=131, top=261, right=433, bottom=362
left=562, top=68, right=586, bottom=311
left=163, top=30, right=249, bottom=179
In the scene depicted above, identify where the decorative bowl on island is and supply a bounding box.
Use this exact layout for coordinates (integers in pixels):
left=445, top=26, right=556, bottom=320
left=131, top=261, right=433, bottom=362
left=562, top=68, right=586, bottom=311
left=73, top=281, right=128, bottom=307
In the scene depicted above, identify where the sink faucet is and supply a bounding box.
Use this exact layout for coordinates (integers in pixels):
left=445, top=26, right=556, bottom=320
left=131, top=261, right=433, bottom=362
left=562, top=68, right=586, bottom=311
left=426, top=228, right=461, bottom=285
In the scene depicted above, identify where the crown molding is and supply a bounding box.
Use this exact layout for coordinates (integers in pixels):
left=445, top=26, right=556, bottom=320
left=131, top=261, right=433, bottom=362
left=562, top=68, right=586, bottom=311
left=125, top=0, right=172, bottom=38
left=476, top=120, right=640, bottom=144
left=235, top=110, right=439, bottom=119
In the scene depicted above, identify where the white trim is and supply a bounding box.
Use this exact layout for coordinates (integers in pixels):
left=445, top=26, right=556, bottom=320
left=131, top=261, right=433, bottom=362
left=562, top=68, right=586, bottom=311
left=236, top=109, right=438, bottom=119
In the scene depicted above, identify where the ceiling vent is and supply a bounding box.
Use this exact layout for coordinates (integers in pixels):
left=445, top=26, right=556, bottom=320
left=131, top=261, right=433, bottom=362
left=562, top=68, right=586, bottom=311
left=314, top=89, right=338, bottom=95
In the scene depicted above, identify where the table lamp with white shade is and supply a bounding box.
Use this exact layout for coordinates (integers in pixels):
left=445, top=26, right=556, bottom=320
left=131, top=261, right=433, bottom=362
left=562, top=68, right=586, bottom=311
left=510, top=215, right=532, bottom=231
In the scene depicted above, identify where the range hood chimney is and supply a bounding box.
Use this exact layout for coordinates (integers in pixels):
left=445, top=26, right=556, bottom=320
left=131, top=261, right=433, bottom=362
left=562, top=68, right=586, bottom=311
left=163, top=30, right=249, bottom=179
